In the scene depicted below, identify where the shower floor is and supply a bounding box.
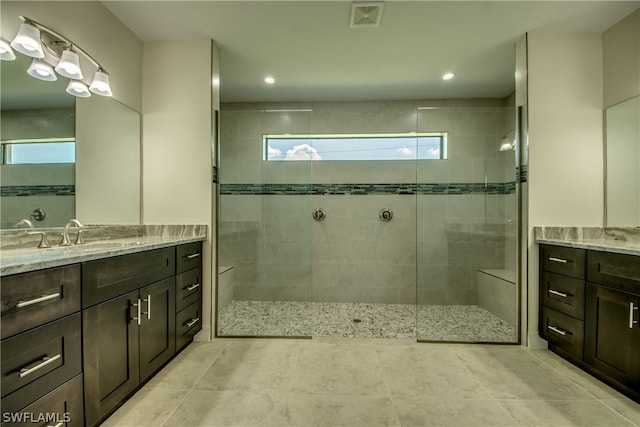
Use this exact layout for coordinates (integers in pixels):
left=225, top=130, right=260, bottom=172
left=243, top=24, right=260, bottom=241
left=217, top=301, right=517, bottom=342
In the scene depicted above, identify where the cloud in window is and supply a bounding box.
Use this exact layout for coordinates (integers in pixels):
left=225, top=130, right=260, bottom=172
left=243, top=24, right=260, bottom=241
left=286, top=144, right=322, bottom=160
left=396, top=146, right=414, bottom=157
left=267, top=144, right=283, bottom=160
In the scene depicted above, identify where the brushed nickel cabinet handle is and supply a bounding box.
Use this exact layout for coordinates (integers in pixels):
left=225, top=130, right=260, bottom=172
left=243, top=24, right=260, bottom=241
left=186, top=283, right=200, bottom=292
left=131, top=299, right=142, bottom=325
left=18, top=354, right=61, bottom=378
left=142, top=295, right=151, bottom=320
left=548, top=289, right=569, bottom=298
left=16, top=292, right=61, bottom=308
left=185, top=317, right=200, bottom=328
left=548, top=256, right=569, bottom=264
left=186, top=253, right=200, bottom=259
left=629, top=302, right=639, bottom=329
left=547, top=325, right=567, bottom=336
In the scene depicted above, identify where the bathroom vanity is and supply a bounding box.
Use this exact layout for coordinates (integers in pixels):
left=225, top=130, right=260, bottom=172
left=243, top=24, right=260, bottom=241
left=0, top=225, right=205, bottom=426
left=536, top=227, right=640, bottom=402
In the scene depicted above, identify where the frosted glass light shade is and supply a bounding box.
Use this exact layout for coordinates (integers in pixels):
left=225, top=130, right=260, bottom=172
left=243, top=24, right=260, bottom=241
left=10, top=23, right=44, bottom=58
left=27, top=58, right=57, bottom=81
left=0, top=39, right=16, bottom=61
left=89, top=70, right=112, bottom=96
left=66, top=80, right=91, bottom=97
left=55, top=49, right=83, bottom=79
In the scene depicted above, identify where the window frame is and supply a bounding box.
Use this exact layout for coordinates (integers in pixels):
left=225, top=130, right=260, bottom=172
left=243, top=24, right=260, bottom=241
left=263, top=132, right=448, bottom=162
left=1, top=138, right=76, bottom=165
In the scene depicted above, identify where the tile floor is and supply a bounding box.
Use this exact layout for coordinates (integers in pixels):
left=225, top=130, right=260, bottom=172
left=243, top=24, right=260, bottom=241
left=218, top=301, right=516, bottom=342
left=103, top=338, right=640, bottom=427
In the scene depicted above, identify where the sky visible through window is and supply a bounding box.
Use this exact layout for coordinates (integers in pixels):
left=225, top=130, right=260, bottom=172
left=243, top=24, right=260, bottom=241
left=3, top=141, right=75, bottom=164
left=265, top=133, right=447, bottom=161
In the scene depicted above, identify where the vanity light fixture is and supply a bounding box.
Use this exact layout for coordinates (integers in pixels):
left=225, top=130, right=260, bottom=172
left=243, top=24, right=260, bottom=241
left=0, top=39, right=16, bottom=61
left=499, top=132, right=516, bottom=151
left=442, top=72, right=455, bottom=81
left=66, top=80, right=91, bottom=98
left=10, top=21, right=45, bottom=58
left=54, top=48, right=83, bottom=80
left=27, top=58, right=57, bottom=81
left=8, top=16, right=112, bottom=97
left=264, top=76, right=275, bottom=84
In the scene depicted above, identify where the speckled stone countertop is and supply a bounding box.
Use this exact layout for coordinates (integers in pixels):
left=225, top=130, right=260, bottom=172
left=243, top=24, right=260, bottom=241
left=534, top=227, right=640, bottom=256
left=0, top=225, right=207, bottom=276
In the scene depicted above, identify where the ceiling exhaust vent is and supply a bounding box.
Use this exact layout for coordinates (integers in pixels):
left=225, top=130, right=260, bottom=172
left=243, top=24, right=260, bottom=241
left=350, top=2, right=384, bottom=28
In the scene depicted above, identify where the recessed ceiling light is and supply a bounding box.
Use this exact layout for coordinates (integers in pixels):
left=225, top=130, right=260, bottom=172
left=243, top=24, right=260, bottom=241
left=442, top=72, right=455, bottom=81
left=264, top=76, right=275, bottom=84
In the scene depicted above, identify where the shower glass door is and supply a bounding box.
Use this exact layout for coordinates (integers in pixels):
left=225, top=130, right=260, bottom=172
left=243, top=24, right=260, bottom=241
left=416, top=103, right=519, bottom=343
left=217, top=109, right=313, bottom=337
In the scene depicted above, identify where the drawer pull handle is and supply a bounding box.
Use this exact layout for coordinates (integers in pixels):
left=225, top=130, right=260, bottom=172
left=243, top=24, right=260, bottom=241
left=16, top=292, right=61, bottom=308
left=548, top=289, right=569, bottom=298
left=186, top=283, right=200, bottom=292
left=185, top=317, right=200, bottom=328
left=131, top=299, right=142, bottom=325
left=548, top=257, right=569, bottom=264
left=142, top=294, right=151, bottom=320
left=186, top=253, right=201, bottom=259
left=629, top=302, right=639, bottom=329
left=547, top=325, right=567, bottom=336
left=18, top=354, right=61, bottom=378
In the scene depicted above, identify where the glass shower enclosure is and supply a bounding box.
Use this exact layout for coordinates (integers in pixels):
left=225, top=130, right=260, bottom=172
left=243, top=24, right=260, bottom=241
left=217, top=100, right=518, bottom=343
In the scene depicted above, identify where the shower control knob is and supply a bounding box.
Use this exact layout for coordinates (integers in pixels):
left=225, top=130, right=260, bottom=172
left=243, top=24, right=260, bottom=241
left=379, top=208, right=393, bottom=222
left=312, top=208, right=326, bottom=222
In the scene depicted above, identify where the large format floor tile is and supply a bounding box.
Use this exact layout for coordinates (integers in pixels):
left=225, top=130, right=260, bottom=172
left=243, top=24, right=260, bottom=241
left=103, top=339, right=640, bottom=427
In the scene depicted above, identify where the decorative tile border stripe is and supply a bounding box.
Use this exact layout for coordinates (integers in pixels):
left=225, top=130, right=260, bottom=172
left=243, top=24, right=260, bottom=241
left=220, top=182, right=517, bottom=196
left=516, top=165, right=528, bottom=183
left=212, top=166, right=219, bottom=184
left=0, top=185, right=75, bottom=197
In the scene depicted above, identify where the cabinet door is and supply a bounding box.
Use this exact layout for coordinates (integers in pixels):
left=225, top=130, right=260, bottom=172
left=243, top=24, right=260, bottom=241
left=83, top=291, right=140, bottom=427
left=139, top=278, right=176, bottom=382
left=585, top=283, right=640, bottom=391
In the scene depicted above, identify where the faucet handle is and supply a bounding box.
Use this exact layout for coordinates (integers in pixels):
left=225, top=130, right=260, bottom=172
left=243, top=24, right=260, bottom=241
left=28, top=231, right=51, bottom=249
left=75, top=229, right=88, bottom=245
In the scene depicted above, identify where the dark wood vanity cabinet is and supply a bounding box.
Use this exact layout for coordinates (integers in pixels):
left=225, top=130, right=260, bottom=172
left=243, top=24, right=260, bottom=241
left=1, top=240, right=204, bottom=426
left=0, top=266, right=83, bottom=425
left=585, top=251, right=640, bottom=395
left=539, top=244, right=640, bottom=402
left=82, top=250, right=176, bottom=426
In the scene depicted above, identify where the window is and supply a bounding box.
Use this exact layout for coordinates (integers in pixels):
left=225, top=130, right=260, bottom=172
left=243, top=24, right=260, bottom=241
left=264, top=133, right=447, bottom=161
left=1, top=139, right=75, bottom=164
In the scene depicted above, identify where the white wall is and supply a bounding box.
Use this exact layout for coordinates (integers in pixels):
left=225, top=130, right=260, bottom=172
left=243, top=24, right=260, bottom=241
left=527, top=32, right=604, bottom=346
left=603, top=9, right=640, bottom=108
left=142, top=39, right=217, bottom=339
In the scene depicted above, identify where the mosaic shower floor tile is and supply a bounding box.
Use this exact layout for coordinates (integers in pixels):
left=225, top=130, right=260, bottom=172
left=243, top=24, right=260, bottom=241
left=218, top=301, right=516, bottom=342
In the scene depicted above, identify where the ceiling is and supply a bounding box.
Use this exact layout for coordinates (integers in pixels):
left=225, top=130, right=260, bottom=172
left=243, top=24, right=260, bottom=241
left=103, top=1, right=638, bottom=103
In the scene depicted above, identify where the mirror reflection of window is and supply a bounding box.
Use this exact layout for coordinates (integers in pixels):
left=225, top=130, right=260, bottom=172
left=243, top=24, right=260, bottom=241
left=2, top=140, right=75, bottom=164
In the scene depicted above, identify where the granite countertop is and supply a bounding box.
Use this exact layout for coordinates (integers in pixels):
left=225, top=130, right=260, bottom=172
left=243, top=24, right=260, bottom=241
left=0, top=225, right=207, bottom=276
left=534, top=226, right=640, bottom=256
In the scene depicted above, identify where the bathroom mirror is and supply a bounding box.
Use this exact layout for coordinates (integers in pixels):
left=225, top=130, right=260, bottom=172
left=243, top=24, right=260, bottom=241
left=605, top=95, right=640, bottom=226
left=0, top=53, right=141, bottom=228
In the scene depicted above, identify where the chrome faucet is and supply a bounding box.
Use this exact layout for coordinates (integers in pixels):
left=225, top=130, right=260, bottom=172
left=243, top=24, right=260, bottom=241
left=60, top=219, right=84, bottom=246
left=14, top=219, right=34, bottom=229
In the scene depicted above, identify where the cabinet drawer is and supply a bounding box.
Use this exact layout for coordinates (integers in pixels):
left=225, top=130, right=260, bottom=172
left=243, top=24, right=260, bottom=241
left=176, top=301, right=201, bottom=350
left=176, top=242, right=202, bottom=274
left=176, top=268, right=202, bottom=312
left=540, top=306, right=584, bottom=361
left=1, top=265, right=80, bottom=339
left=82, top=247, right=176, bottom=307
left=540, top=271, right=585, bottom=320
left=587, top=250, right=640, bottom=294
left=1, top=374, right=84, bottom=426
left=1, top=314, right=82, bottom=413
left=541, top=245, right=586, bottom=279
